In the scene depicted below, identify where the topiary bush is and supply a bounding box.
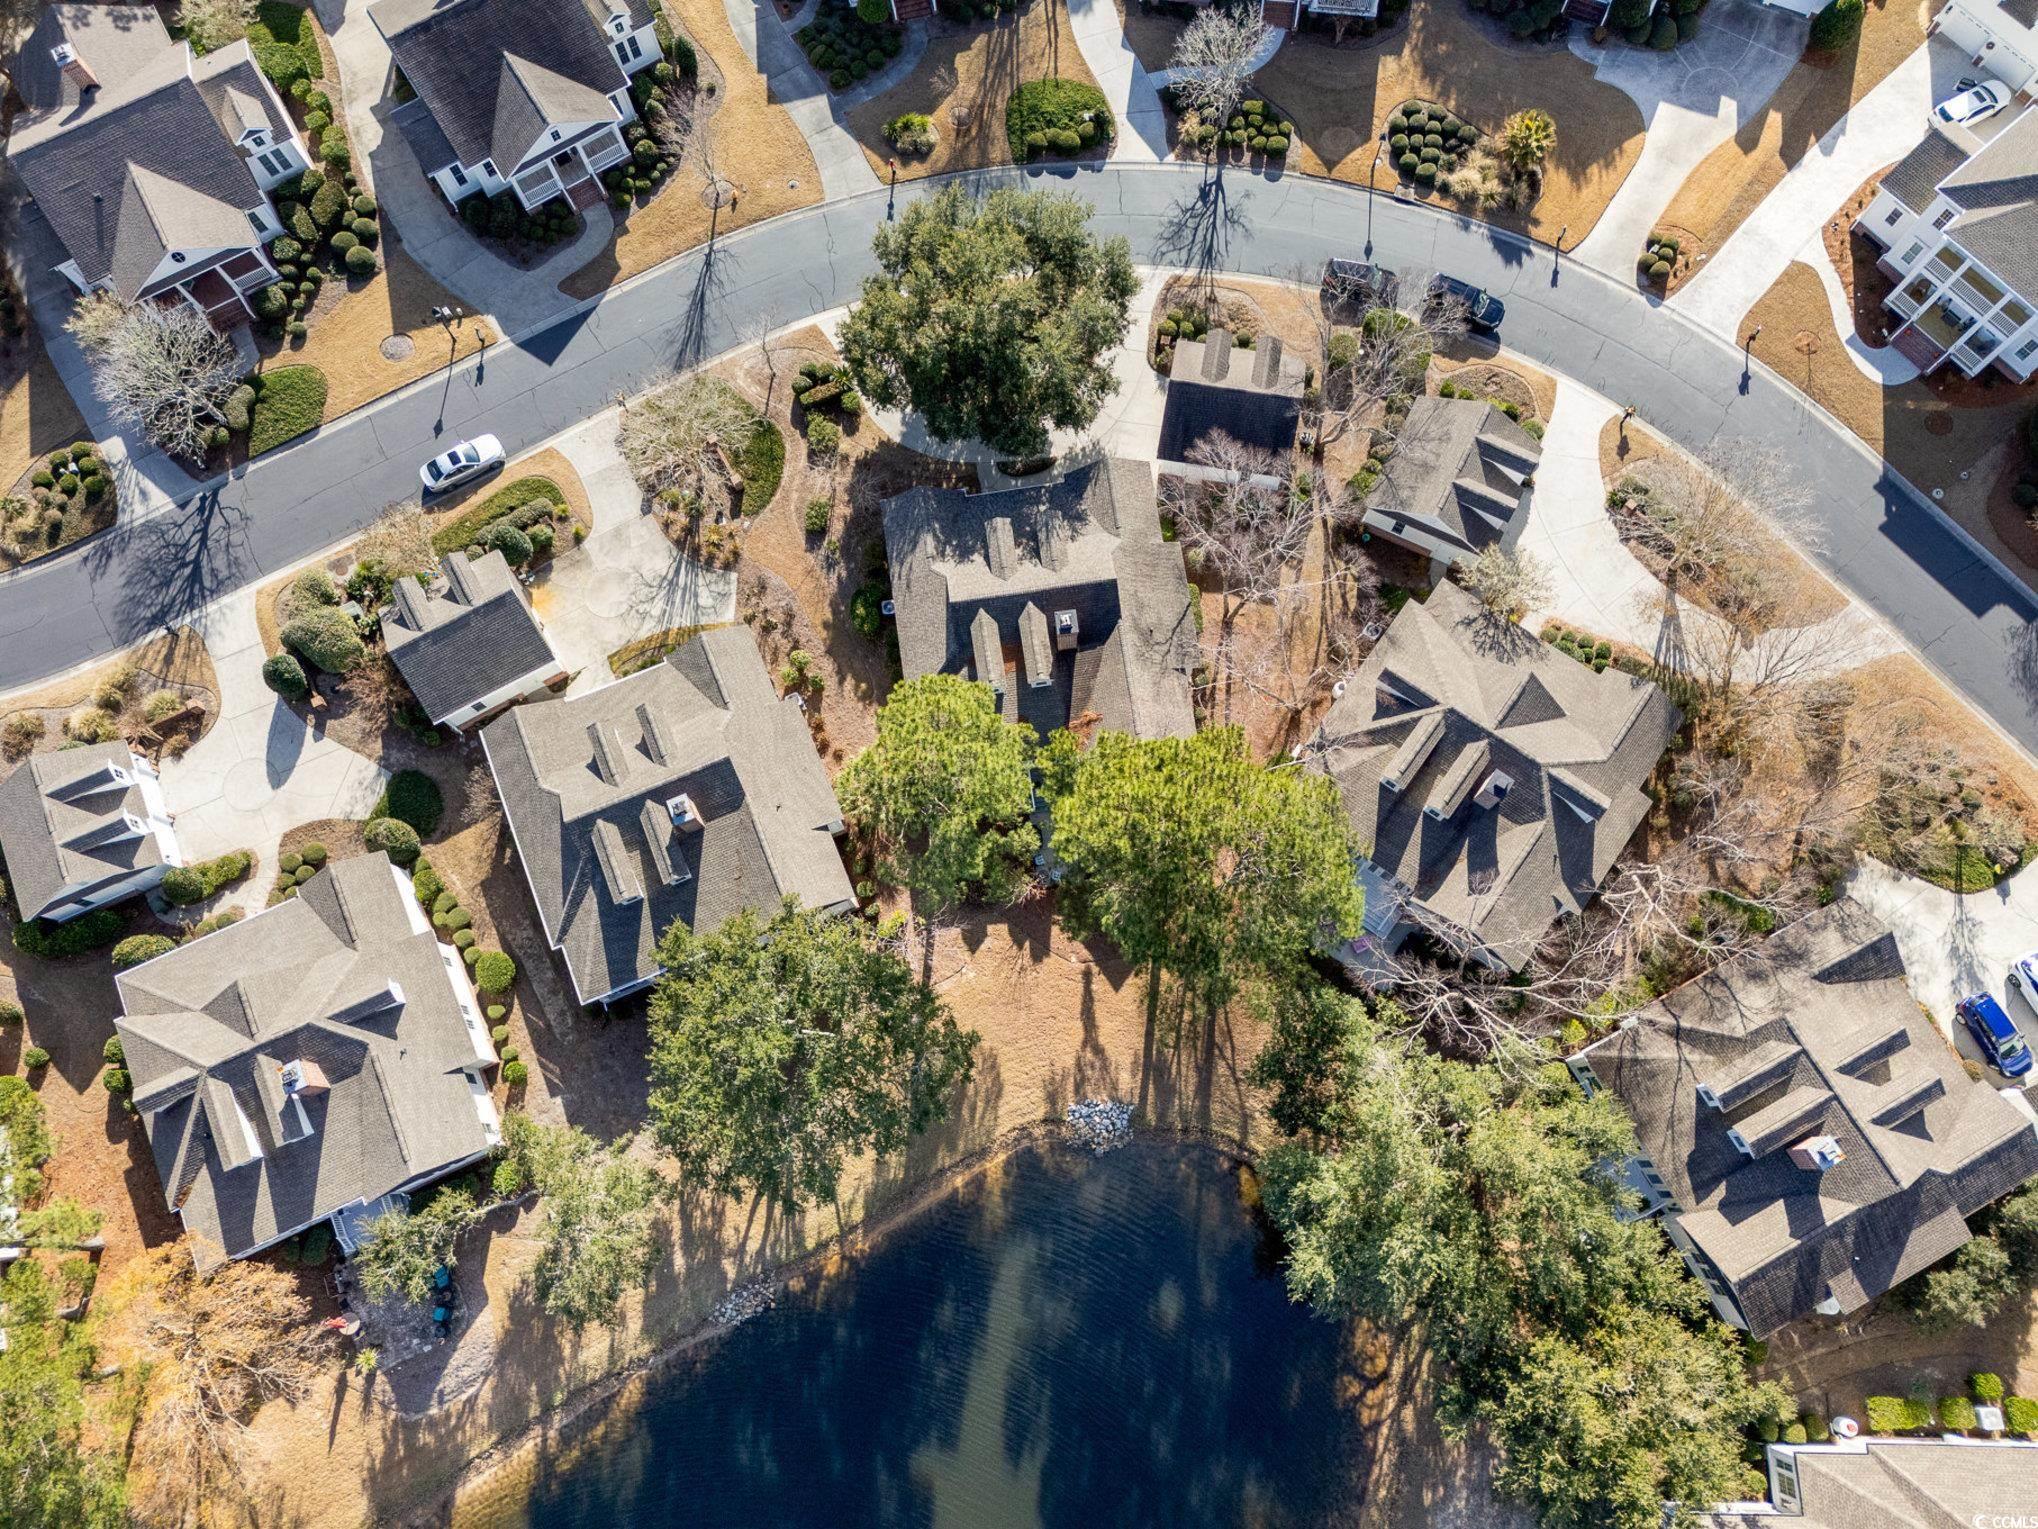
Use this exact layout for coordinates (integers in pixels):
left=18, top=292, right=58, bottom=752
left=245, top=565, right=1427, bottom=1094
left=281, top=609, right=365, bottom=673
left=13, top=910, right=124, bottom=959
left=112, top=934, right=175, bottom=969
left=375, top=770, right=444, bottom=836
left=346, top=245, right=377, bottom=275
left=472, top=950, right=516, bottom=993
left=262, top=652, right=309, bottom=699
left=363, top=816, right=422, bottom=866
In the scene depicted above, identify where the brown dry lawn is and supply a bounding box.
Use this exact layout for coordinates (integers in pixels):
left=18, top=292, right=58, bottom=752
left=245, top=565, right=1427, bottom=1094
left=0, top=320, right=89, bottom=493
left=1245, top=5, right=1646, bottom=243
left=1655, top=0, right=1931, bottom=266
left=559, top=0, right=823, bottom=300
left=1743, top=260, right=2038, bottom=581
left=845, top=5, right=1100, bottom=181
left=0, top=628, right=220, bottom=763
left=1113, top=0, right=1190, bottom=75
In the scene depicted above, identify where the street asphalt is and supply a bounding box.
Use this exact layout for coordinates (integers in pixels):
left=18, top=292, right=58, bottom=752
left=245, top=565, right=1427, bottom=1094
left=8, top=160, right=2037, bottom=755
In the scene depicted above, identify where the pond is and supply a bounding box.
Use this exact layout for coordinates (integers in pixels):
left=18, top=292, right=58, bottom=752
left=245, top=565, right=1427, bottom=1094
left=459, top=1138, right=1366, bottom=1528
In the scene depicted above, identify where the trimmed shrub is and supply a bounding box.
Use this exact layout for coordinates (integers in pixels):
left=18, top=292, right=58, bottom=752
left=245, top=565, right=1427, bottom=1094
left=1974, top=1372, right=2006, bottom=1403
left=453, top=928, right=476, bottom=950
left=281, top=609, right=365, bottom=673
left=1809, top=0, right=1864, bottom=49
left=1803, top=1413, right=1829, bottom=1442
left=2006, top=1396, right=2038, bottom=1436
left=1780, top=1422, right=1806, bottom=1445
left=102, top=1066, right=131, bottom=1095
left=0, top=1002, right=21, bottom=1026
left=13, top=910, right=124, bottom=959
left=162, top=851, right=252, bottom=906
left=490, top=1024, right=511, bottom=1046
left=345, top=245, right=377, bottom=275
left=1942, top=1396, right=1979, bottom=1432
left=330, top=230, right=358, bottom=254
left=499, top=1045, right=519, bottom=1064
left=412, top=862, right=444, bottom=909
left=480, top=521, right=533, bottom=566
left=806, top=416, right=842, bottom=457
left=502, top=1059, right=529, bottom=1087
left=350, top=217, right=378, bottom=244
left=1649, top=12, right=1678, bottom=46
left=299, top=843, right=327, bottom=866
left=363, top=816, right=422, bottom=866
left=374, top=770, right=442, bottom=844
left=262, top=652, right=309, bottom=699
left=1864, top=1396, right=1911, bottom=1434
left=112, top=934, right=175, bottom=969
left=472, top=950, right=517, bottom=993
left=442, top=907, right=471, bottom=933
left=486, top=1004, right=506, bottom=1022
left=24, top=1046, right=50, bottom=1070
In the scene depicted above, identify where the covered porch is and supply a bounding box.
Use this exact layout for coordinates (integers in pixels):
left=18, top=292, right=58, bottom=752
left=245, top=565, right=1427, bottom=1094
left=507, top=122, right=633, bottom=212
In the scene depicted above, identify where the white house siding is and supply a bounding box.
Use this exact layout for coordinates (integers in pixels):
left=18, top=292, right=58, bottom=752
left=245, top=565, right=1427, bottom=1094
left=434, top=663, right=565, bottom=731
left=1937, top=0, right=2038, bottom=91
left=1854, top=187, right=2038, bottom=381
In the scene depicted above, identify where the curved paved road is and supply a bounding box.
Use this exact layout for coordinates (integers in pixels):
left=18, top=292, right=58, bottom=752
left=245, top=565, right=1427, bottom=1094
left=8, top=161, right=2037, bottom=752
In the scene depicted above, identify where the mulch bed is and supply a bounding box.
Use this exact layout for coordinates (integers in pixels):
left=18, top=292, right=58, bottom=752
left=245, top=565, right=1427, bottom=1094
left=1985, top=451, right=2038, bottom=572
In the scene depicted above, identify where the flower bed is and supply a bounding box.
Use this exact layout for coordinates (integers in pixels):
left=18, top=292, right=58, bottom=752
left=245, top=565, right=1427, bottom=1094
left=429, top=475, right=571, bottom=560
left=797, top=9, right=905, bottom=91
left=3, top=440, right=117, bottom=569
left=1163, top=90, right=1293, bottom=162
left=1006, top=78, right=1114, bottom=161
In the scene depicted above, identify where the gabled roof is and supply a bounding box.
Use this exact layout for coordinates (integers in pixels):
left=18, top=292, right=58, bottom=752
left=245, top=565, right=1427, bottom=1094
left=114, top=854, right=497, bottom=1266
left=381, top=550, right=563, bottom=724
left=0, top=742, right=168, bottom=922
left=1879, top=128, right=1970, bottom=215
left=368, top=0, right=646, bottom=171
left=881, top=455, right=1198, bottom=741
left=1157, top=330, right=1308, bottom=461
left=1581, top=900, right=2038, bottom=1337
left=1360, top=396, right=1542, bottom=566
left=1704, top=1439, right=2038, bottom=1529
left=1921, top=105, right=2038, bottom=295
left=480, top=626, right=855, bottom=1003
left=1306, top=580, right=1679, bottom=968
left=6, top=8, right=271, bottom=296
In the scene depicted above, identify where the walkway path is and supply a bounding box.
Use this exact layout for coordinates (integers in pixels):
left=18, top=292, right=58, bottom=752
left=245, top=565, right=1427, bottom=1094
left=722, top=0, right=881, bottom=199
left=157, top=585, right=388, bottom=916
left=1802, top=236, right=1921, bottom=384
left=7, top=163, right=2038, bottom=762
left=1669, top=35, right=1955, bottom=338
left=1569, top=0, right=1802, bottom=274
left=1066, top=0, right=1169, bottom=162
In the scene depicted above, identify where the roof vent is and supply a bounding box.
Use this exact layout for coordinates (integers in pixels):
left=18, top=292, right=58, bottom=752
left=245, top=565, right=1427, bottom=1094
left=279, top=1059, right=330, bottom=1097
left=1788, top=1135, right=1845, bottom=1173
left=51, top=41, right=98, bottom=90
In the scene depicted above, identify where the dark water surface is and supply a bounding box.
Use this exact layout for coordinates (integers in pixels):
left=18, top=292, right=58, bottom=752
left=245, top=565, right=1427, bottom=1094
left=461, top=1139, right=1363, bottom=1529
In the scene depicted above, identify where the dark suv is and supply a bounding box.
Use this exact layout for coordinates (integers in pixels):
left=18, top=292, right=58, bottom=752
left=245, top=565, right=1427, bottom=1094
left=1321, top=258, right=1400, bottom=312
left=1427, top=275, right=1504, bottom=333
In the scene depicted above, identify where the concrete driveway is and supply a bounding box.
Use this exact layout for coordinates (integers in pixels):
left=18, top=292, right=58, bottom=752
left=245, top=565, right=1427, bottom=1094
left=1571, top=0, right=1804, bottom=274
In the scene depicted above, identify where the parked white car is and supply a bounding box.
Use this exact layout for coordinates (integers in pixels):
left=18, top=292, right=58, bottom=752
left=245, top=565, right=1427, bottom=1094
left=419, top=434, right=504, bottom=495
left=2011, top=950, right=2038, bottom=1015
left=1935, top=80, right=2011, bottom=127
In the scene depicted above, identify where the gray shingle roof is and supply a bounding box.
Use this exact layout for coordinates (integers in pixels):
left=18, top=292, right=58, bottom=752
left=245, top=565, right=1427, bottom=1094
left=114, top=854, right=498, bottom=1265
left=0, top=742, right=168, bottom=922
left=480, top=626, right=855, bottom=1003
left=1580, top=899, right=2038, bottom=1338
left=1879, top=127, right=1969, bottom=215
left=381, top=550, right=563, bottom=725
left=1157, top=330, right=1307, bottom=462
left=1360, top=396, right=1542, bottom=567
left=882, top=455, right=1197, bottom=741
left=1935, top=105, right=2038, bottom=295
left=1704, top=1439, right=2038, bottom=1528
left=368, top=0, right=644, bottom=172
left=7, top=9, right=273, bottom=296
left=1305, top=580, right=1679, bottom=969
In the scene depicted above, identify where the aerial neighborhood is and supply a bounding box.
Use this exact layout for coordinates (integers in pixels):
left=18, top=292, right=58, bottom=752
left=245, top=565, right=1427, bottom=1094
left=11, top=0, right=2038, bottom=1521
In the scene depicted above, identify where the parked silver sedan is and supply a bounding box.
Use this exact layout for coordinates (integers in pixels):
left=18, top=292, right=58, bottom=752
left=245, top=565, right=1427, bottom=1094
left=419, top=433, right=504, bottom=495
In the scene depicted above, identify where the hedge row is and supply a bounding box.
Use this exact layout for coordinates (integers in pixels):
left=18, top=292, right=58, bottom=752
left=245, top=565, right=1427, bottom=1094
left=162, top=851, right=253, bottom=907
left=13, top=909, right=123, bottom=959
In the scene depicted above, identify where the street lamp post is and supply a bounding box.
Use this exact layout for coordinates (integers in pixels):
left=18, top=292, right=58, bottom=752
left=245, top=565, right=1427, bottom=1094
left=1365, top=131, right=1387, bottom=255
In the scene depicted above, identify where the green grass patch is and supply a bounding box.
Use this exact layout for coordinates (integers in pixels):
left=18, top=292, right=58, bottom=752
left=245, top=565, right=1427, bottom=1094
left=739, top=419, right=785, bottom=516
left=247, top=366, right=328, bottom=456
left=431, top=477, right=567, bottom=555
left=247, top=2, right=324, bottom=88
left=1006, top=79, right=1114, bottom=162
left=608, top=623, right=731, bottom=677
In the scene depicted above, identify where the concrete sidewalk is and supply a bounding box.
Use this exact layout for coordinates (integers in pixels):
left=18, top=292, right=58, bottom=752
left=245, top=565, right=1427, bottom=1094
left=722, top=0, right=881, bottom=199
left=1066, top=0, right=1169, bottom=162
left=1669, top=36, right=1960, bottom=339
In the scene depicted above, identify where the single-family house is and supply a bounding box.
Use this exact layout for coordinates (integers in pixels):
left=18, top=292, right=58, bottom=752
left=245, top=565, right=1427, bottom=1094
left=1853, top=104, right=2038, bottom=381
left=1302, top=580, right=1679, bottom=972
left=113, top=852, right=502, bottom=1267
left=381, top=550, right=566, bottom=731
left=1357, top=396, right=1542, bottom=575
left=1934, top=0, right=2038, bottom=93
left=5, top=4, right=307, bottom=324
left=0, top=742, right=181, bottom=925
left=481, top=626, right=856, bottom=1007
left=882, top=454, right=1198, bottom=741
left=373, top=0, right=662, bottom=214
left=1569, top=900, right=2038, bottom=1338
left=1156, top=329, right=1307, bottom=470
left=1703, top=1435, right=2038, bottom=1525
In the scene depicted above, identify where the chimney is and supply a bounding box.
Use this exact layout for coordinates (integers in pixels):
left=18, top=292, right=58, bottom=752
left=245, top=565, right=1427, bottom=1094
left=1787, top=1135, right=1845, bottom=1173
left=279, top=1058, right=330, bottom=1097
left=665, top=792, right=700, bottom=832
left=51, top=41, right=98, bottom=92
left=1053, top=608, right=1079, bottom=652
left=1473, top=769, right=1514, bottom=811
left=1252, top=335, right=1285, bottom=389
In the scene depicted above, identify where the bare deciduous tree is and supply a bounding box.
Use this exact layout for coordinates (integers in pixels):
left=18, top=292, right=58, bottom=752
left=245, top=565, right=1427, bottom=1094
left=354, top=502, right=438, bottom=580
left=105, top=1244, right=334, bottom=1525
left=1165, top=432, right=1317, bottom=617
left=1309, top=271, right=1461, bottom=452
left=1166, top=7, right=1273, bottom=141
left=177, top=0, right=255, bottom=50
left=69, top=295, right=241, bottom=461
left=1453, top=544, right=1553, bottom=622
left=653, top=86, right=736, bottom=226
left=616, top=373, right=756, bottom=499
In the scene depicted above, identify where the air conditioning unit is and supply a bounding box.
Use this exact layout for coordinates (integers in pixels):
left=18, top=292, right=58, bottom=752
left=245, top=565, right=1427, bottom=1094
left=279, top=1059, right=331, bottom=1097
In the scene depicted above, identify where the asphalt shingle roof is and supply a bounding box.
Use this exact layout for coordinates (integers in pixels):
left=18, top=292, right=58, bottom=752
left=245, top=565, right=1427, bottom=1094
left=1934, top=105, right=2038, bottom=295
left=0, top=742, right=167, bottom=922
left=114, top=854, right=498, bottom=1265
left=1581, top=899, right=2038, bottom=1338
left=882, top=454, right=1197, bottom=741
left=368, top=0, right=646, bottom=172
left=480, top=626, right=855, bottom=1003
left=7, top=7, right=272, bottom=296
left=1305, top=580, right=1679, bottom=969
left=1703, top=1439, right=2038, bottom=1528
left=381, top=550, right=563, bottom=724
left=1879, top=128, right=1970, bottom=215
left=1360, top=396, right=1542, bottom=566
left=1157, top=329, right=1307, bottom=462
